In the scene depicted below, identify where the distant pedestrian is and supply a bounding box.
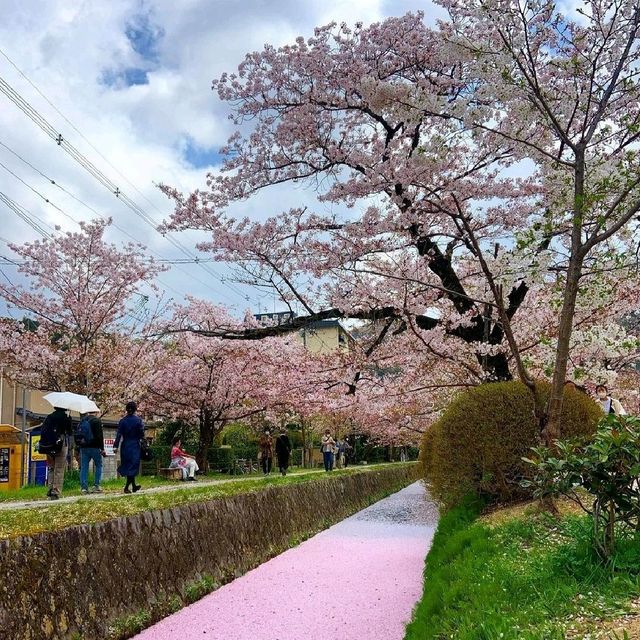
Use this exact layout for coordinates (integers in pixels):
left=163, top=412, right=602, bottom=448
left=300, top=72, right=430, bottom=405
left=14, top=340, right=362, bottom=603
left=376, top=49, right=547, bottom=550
left=335, top=437, right=346, bottom=469
left=41, top=406, right=72, bottom=500
left=170, top=437, right=199, bottom=481
left=595, top=384, right=626, bottom=416
left=275, top=428, right=292, bottom=476
left=113, top=401, right=145, bottom=493
left=78, top=411, right=106, bottom=494
left=260, top=429, right=273, bottom=475
left=399, top=447, right=407, bottom=463
left=321, top=429, right=336, bottom=472
left=343, top=436, right=353, bottom=467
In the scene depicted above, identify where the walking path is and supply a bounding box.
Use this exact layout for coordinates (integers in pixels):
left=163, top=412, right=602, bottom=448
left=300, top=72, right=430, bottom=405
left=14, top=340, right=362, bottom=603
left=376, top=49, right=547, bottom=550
left=0, top=466, right=395, bottom=511
left=134, top=481, right=437, bottom=640
left=0, top=469, right=338, bottom=511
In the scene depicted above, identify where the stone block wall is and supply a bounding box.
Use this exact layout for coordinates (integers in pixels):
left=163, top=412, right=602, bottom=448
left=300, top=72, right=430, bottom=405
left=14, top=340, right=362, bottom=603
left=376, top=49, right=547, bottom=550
left=0, top=464, right=417, bottom=640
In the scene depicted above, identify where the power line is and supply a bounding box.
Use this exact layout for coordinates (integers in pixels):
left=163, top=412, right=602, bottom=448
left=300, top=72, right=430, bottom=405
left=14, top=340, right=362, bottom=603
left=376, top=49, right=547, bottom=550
left=0, top=190, right=52, bottom=238
left=0, top=141, right=227, bottom=299
left=0, top=61, right=250, bottom=304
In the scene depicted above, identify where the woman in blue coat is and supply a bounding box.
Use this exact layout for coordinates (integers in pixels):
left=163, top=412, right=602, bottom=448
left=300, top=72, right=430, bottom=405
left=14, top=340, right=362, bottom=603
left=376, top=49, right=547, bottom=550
left=113, top=401, right=145, bottom=493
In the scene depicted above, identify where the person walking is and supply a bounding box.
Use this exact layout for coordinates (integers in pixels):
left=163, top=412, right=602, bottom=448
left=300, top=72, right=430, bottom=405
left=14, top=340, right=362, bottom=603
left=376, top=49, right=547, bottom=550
left=259, top=429, right=274, bottom=475
left=78, top=410, right=106, bottom=494
left=169, top=436, right=199, bottom=481
left=42, top=406, right=72, bottom=500
left=343, top=436, right=353, bottom=467
left=335, top=437, right=346, bottom=469
left=113, top=401, right=145, bottom=493
left=595, top=384, right=627, bottom=415
left=321, top=429, right=336, bottom=472
left=275, top=428, right=292, bottom=476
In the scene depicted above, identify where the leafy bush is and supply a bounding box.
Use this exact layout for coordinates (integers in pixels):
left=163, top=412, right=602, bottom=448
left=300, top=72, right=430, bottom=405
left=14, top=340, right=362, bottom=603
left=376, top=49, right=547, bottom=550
left=222, top=423, right=259, bottom=460
left=207, top=446, right=235, bottom=473
left=421, top=381, right=601, bottom=507
left=525, top=414, right=640, bottom=558
left=140, top=445, right=171, bottom=475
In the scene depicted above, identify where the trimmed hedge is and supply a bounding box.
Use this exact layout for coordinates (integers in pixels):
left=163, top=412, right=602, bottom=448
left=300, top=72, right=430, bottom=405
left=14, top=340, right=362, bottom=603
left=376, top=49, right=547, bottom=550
left=420, top=381, right=602, bottom=507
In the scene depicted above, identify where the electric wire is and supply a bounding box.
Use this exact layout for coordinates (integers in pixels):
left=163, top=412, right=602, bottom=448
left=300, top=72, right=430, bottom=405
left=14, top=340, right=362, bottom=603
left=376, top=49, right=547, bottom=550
left=0, top=64, right=250, bottom=303
left=0, top=141, right=228, bottom=298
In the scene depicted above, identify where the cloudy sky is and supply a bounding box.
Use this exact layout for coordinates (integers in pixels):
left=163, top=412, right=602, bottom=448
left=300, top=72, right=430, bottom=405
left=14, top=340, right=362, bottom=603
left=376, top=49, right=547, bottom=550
left=0, top=0, right=442, bottom=318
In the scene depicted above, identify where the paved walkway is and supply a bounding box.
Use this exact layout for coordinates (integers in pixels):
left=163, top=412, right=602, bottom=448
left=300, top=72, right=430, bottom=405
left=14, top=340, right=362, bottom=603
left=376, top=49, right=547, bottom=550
left=0, top=469, right=332, bottom=512
left=134, top=481, right=437, bottom=640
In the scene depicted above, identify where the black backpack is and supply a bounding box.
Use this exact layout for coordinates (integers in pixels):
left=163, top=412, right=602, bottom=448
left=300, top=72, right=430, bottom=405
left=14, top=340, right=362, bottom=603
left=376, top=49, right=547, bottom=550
left=38, top=415, right=64, bottom=455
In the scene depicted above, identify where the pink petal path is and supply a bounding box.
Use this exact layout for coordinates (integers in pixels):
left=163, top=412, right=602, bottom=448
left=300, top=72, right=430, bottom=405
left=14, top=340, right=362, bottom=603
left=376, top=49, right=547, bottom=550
left=134, top=481, right=437, bottom=640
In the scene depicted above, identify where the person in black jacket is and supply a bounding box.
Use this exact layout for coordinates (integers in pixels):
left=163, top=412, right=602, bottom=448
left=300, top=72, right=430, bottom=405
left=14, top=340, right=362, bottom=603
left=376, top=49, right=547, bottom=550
left=44, top=406, right=73, bottom=500
left=79, top=411, right=105, bottom=494
left=275, top=428, right=292, bottom=476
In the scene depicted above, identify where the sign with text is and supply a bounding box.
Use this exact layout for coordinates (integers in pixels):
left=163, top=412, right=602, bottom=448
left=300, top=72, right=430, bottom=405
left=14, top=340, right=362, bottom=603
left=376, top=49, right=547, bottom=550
left=0, top=448, right=9, bottom=482
left=104, top=438, right=116, bottom=456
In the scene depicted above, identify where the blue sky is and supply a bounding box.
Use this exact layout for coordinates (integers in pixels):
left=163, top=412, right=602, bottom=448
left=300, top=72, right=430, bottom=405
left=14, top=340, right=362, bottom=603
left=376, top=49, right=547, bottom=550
left=0, top=0, right=437, bottom=315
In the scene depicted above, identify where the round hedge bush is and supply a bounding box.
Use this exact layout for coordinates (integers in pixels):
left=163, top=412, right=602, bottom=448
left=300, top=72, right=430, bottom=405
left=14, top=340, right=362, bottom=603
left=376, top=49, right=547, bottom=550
left=420, top=381, right=603, bottom=507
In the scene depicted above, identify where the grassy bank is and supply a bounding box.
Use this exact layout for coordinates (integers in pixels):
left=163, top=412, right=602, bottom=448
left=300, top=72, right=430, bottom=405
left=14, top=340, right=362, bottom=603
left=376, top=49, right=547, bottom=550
left=405, top=497, right=640, bottom=640
left=0, top=472, right=229, bottom=502
left=0, top=463, right=407, bottom=539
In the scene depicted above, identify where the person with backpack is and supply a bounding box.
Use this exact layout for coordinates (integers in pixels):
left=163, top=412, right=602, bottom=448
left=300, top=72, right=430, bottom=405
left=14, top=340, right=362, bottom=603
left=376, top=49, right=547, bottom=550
left=40, top=406, right=72, bottom=500
left=77, top=410, right=105, bottom=494
left=275, top=427, right=292, bottom=476
left=113, top=401, right=145, bottom=494
left=595, top=384, right=627, bottom=415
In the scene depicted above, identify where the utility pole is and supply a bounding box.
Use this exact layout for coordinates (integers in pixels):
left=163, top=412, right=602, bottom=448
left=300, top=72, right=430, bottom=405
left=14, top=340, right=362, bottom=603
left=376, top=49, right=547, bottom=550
left=20, top=387, right=26, bottom=487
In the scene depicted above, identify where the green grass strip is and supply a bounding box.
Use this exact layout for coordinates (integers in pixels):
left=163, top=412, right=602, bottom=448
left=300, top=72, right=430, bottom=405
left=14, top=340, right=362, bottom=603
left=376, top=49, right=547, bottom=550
left=0, top=463, right=407, bottom=540
left=405, top=498, right=640, bottom=640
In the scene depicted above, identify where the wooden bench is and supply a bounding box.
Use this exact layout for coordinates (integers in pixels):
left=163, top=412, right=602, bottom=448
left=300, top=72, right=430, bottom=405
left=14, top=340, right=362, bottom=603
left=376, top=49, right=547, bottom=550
left=158, top=467, right=183, bottom=481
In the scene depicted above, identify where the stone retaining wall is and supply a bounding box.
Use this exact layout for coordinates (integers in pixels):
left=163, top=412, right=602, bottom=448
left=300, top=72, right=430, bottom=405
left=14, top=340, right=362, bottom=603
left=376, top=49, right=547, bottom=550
left=0, top=465, right=417, bottom=640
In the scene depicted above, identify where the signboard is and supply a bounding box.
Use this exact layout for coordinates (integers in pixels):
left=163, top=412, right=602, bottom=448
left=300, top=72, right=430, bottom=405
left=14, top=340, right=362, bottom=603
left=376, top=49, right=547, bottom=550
left=31, top=434, right=46, bottom=461
left=104, top=438, right=116, bottom=457
left=0, top=448, right=9, bottom=483
left=0, top=432, right=21, bottom=445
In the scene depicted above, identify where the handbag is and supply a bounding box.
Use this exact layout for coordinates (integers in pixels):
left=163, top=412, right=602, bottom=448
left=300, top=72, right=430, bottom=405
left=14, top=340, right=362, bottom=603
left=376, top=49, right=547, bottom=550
left=140, top=439, right=154, bottom=462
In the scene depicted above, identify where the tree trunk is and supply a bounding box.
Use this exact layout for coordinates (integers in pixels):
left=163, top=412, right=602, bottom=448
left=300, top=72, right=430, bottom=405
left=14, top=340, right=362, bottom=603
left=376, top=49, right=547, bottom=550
left=544, top=262, right=582, bottom=445
left=544, top=146, right=586, bottom=447
left=196, top=411, right=217, bottom=473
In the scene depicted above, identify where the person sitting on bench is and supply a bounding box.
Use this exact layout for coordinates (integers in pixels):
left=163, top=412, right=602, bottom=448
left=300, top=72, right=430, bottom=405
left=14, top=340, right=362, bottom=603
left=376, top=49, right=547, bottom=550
left=169, top=437, right=199, bottom=481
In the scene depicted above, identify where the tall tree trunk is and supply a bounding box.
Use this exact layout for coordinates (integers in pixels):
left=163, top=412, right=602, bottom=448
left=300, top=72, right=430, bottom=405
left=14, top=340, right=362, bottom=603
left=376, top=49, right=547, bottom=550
left=544, top=149, right=586, bottom=447
left=543, top=258, right=583, bottom=445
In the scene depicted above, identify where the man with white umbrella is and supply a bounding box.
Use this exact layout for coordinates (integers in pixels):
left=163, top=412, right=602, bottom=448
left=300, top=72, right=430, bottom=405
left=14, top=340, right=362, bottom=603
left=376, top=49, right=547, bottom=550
left=42, top=392, right=100, bottom=500
left=40, top=405, right=73, bottom=500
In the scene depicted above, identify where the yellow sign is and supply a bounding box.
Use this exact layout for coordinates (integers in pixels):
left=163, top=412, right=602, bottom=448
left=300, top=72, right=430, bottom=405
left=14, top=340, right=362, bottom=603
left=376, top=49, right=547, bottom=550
left=31, top=434, right=46, bottom=461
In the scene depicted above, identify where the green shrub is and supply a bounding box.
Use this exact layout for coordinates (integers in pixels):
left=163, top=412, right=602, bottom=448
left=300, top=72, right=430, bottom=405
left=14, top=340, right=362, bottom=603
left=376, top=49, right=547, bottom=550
left=421, top=381, right=602, bottom=507
left=222, top=423, right=259, bottom=460
left=140, top=445, right=171, bottom=475
left=207, top=446, right=235, bottom=473
left=525, top=414, right=640, bottom=558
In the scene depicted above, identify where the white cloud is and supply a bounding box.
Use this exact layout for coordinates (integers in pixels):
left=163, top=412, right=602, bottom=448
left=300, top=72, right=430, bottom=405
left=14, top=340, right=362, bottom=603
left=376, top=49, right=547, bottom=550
left=0, top=0, right=430, bottom=315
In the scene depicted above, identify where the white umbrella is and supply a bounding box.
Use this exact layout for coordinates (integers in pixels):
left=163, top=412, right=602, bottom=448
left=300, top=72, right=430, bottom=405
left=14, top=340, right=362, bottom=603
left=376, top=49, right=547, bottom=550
left=43, top=392, right=100, bottom=414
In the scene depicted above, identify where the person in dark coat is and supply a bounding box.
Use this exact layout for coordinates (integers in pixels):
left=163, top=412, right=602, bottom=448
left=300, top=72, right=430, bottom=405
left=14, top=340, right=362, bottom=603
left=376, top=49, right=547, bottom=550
left=259, top=430, right=273, bottom=476
left=275, top=428, right=292, bottom=476
left=113, top=401, right=145, bottom=493
left=44, top=406, right=73, bottom=500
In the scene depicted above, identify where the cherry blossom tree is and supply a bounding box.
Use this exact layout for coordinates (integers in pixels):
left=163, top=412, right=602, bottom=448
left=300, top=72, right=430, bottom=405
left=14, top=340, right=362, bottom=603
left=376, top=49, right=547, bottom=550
left=161, top=3, right=640, bottom=445
left=0, top=218, right=164, bottom=413
left=147, top=299, right=320, bottom=470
